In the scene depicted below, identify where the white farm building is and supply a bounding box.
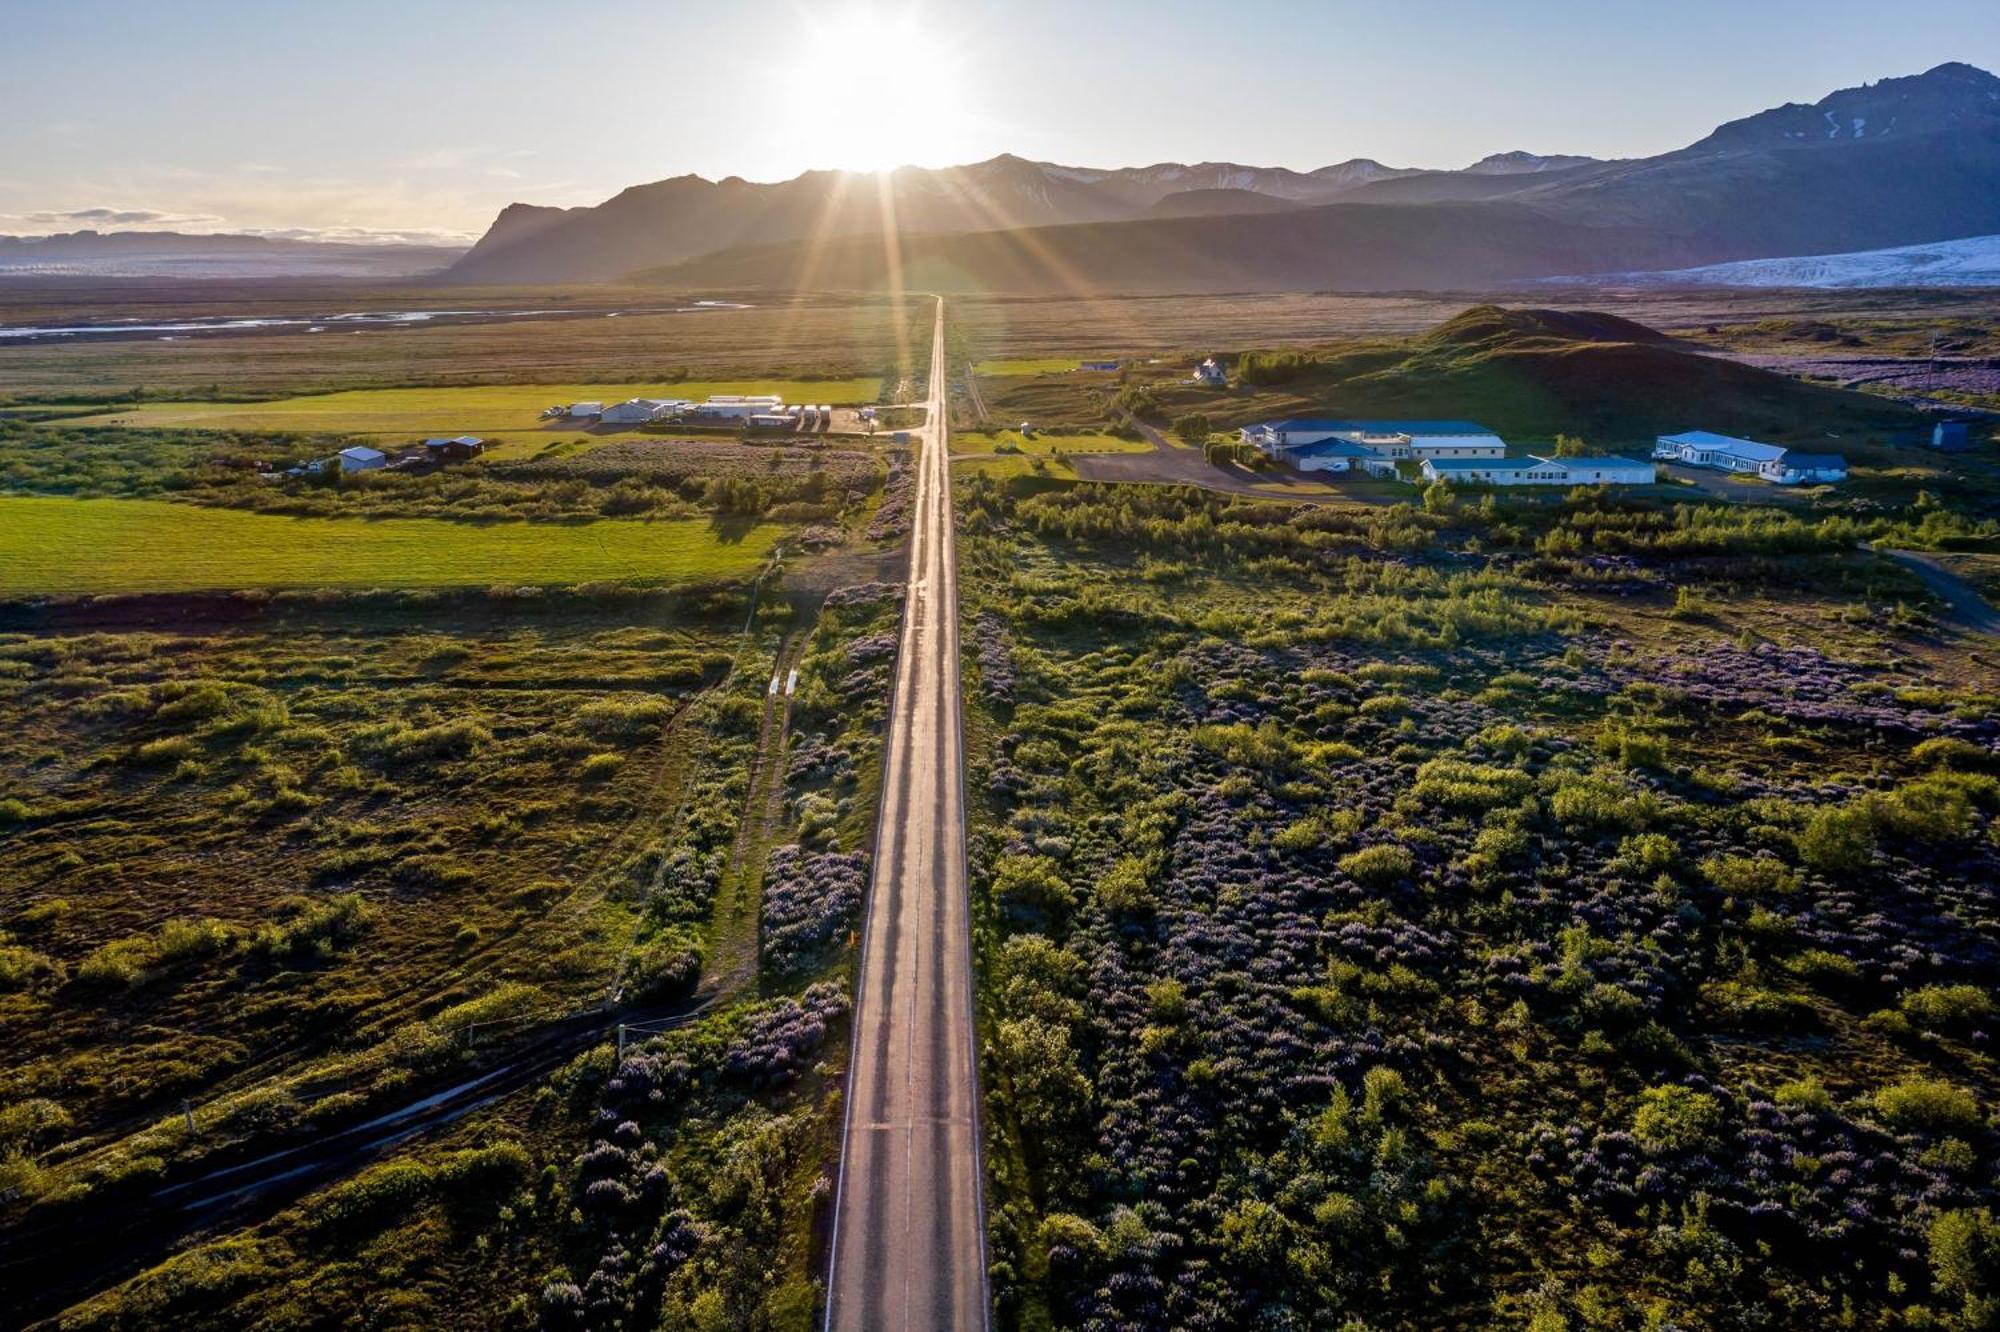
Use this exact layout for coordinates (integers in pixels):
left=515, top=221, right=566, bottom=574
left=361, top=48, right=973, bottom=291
left=1421, top=455, right=1655, bottom=486
left=1655, top=431, right=1847, bottom=485
left=599, top=398, right=693, bottom=424
left=336, top=446, right=387, bottom=473
left=691, top=394, right=787, bottom=421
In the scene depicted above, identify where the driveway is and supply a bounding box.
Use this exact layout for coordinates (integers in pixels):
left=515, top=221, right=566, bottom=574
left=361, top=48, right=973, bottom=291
left=1072, top=420, right=1397, bottom=503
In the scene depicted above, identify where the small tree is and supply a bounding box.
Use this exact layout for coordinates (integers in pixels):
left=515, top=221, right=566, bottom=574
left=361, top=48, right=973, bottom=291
left=1552, top=433, right=1590, bottom=457
left=1173, top=412, right=1213, bottom=449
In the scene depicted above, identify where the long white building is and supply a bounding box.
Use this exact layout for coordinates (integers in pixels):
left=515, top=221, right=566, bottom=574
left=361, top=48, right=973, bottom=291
left=1421, top=455, right=1655, bottom=486
left=599, top=398, right=693, bottom=424
left=691, top=394, right=787, bottom=420
left=1655, top=431, right=1847, bottom=485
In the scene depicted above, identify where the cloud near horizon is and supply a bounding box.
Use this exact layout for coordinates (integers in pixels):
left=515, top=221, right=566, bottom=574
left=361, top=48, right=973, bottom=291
left=26, top=206, right=225, bottom=227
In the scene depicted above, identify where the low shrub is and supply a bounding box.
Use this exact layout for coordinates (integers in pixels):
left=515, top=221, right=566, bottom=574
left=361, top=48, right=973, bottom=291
left=1874, top=1078, right=1983, bottom=1132
left=1338, top=845, right=1415, bottom=888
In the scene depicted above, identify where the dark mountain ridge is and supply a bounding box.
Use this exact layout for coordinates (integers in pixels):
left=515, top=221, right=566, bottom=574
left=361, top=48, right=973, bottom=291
left=447, top=62, right=2000, bottom=291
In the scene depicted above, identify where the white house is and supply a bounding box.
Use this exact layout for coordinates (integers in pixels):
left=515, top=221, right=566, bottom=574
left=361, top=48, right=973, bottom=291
left=1421, top=455, right=1655, bottom=486
left=1654, top=430, right=1786, bottom=473
left=337, top=446, right=387, bottom=473
left=565, top=402, right=605, bottom=419
left=1194, top=358, right=1227, bottom=387
left=1244, top=419, right=1506, bottom=461
left=1656, top=430, right=1846, bottom=484
left=1759, top=452, right=1848, bottom=485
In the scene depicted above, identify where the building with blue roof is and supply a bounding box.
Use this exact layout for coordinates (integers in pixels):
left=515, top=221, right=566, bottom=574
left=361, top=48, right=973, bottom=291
left=1654, top=430, right=1845, bottom=485
left=1272, top=437, right=1384, bottom=474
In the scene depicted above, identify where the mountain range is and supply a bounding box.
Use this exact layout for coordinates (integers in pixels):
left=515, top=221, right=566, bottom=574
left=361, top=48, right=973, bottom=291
left=0, top=230, right=463, bottom=280
left=444, top=62, right=2000, bottom=292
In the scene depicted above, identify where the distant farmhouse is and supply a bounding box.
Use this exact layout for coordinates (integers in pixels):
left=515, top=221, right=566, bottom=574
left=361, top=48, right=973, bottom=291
left=423, top=435, right=486, bottom=461
left=1193, top=357, right=1227, bottom=387
left=337, top=445, right=386, bottom=473
left=1241, top=419, right=1506, bottom=474
left=1422, top=455, right=1655, bottom=486
left=1654, top=431, right=1847, bottom=484
left=1081, top=359, right=1119, bottom=372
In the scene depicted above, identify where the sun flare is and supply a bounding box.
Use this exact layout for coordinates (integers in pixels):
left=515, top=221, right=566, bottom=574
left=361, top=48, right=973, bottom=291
left=781, top=4, right=974, bottom=173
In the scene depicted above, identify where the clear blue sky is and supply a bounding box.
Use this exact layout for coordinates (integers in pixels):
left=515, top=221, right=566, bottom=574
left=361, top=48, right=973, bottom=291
left=3, top=0, right=1995, bottom=243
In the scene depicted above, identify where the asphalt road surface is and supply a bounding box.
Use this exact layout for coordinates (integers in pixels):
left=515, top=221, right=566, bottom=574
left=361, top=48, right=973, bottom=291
left=1883, top=548, right=2000, bottom=637
left=825, top=297, right=988, bottom=1330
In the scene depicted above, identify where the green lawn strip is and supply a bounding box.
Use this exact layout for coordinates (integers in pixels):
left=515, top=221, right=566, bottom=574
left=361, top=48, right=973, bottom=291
left=974, top=358, right=1084, bottom=376
left=60, top=379, right=883, bottom=436
left=954, top=429, right=1151, bottom=457
left=0, top=496, right=781, bottom=594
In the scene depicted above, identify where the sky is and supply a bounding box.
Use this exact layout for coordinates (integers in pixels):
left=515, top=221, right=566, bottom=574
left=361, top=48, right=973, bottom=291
left=2, top=0, right=1997, bottom=246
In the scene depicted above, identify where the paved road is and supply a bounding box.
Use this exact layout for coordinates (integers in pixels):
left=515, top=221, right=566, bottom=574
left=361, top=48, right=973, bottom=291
left=825, top=298, right=987, bottom=1331
left=1882, top=548, right=2000, bottom=637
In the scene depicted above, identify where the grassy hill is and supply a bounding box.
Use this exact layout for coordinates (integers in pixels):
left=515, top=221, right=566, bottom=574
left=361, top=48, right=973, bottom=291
left=1156, top=305, right=1924, bottom=448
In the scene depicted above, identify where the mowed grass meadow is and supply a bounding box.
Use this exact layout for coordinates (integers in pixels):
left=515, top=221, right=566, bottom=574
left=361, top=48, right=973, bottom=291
left=953, top=429, right=1153, bottom=457
left=0, top=496, right=781, bottom=594
left=63, top=379, right=884, bottom=437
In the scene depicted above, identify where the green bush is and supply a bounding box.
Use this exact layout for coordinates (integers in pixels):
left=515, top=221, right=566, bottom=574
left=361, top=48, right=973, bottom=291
left=578, top=752, right=624, bottom=783
left=1874, top=1077, right=1983, bottom=1132
left=251, top=894, right=372, bottom=963
left=1796, top=802, right=1876, bottom=877
left=352, top=719, right=492, bottom=766
left=1900, top=985, right=1997, bottom=1033
left=1632, top=1084, right=1722, bottom=1153
left=1338, top=845, right=1415, bottom=888
left=0, top=938, right=62, bottom=990
left=0, top=1096, right=73, bottom=1151
left=991, top=855, right=1076, bottom=920
left=1095, top=857, right=1153, bottom=917
left=622, top=934, right=701, bottom=1003
left=1701, top=853, right=1799, bottom=897
left=77, top=917, right=234, bottom=986
left=574, top=694, right=676, bottom=739
left=1929, top=1208, right=2000, bottom=1324
left=1549, top=775, right=1657, bottom=832
left=1773, top=1076, right=1833, bottom=1111
left=1411, top=758, right=1531, bottom=812
left=302, top=1158, right=436, bottom=1239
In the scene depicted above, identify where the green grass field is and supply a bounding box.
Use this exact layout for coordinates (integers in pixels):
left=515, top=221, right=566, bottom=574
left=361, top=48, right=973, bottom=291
left=953, top=429, right=1152, bottom=457
left=973, top=358, right=1084, bottom=377
left=63, top=379, right=883, bottom=438
left=0, top=496, right=780, bottom=595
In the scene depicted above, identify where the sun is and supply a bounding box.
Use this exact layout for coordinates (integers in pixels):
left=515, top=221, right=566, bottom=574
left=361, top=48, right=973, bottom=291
left=780, top=4, right=975, bottom=173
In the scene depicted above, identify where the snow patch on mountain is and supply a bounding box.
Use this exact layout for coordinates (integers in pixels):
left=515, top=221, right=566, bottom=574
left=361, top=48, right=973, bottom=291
left=1598, top=234, right=2000, bottom=288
